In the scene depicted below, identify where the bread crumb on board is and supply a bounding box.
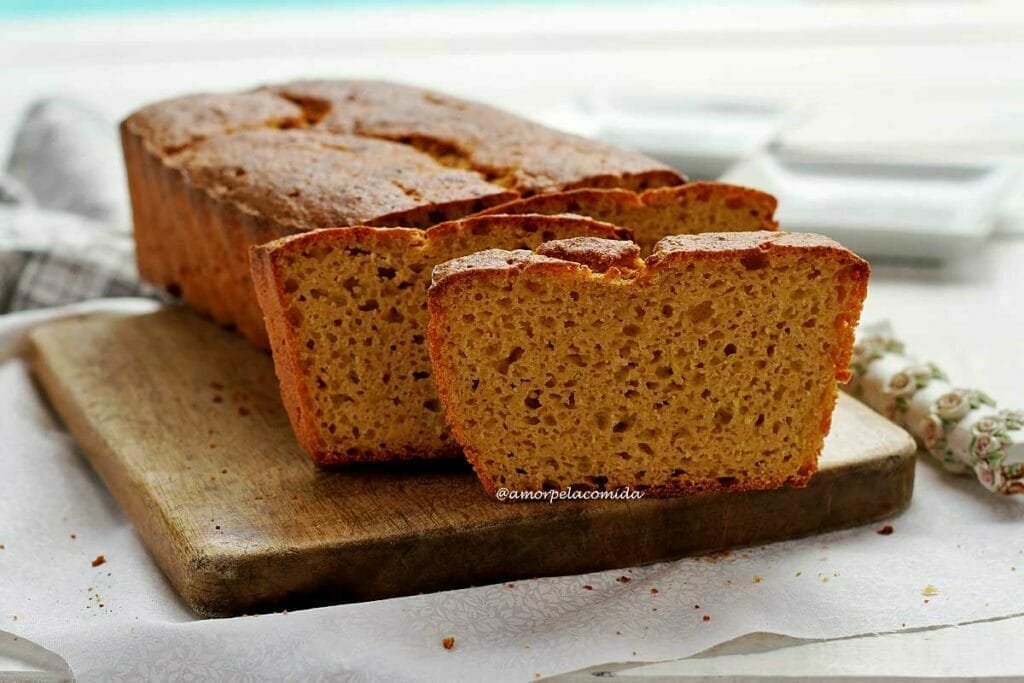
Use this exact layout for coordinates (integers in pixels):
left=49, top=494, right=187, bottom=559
left=91, top=555, right=106, bottom=567
left=442, top=636, right=455, bottom=650
left=877, top=525, right=894, bottom=535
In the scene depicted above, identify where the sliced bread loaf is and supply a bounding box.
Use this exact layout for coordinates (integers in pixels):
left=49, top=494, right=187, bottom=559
left=427, top=232, right=869, bottom=498
left=250, top=214, right=631, bottom=464
left=123, top=81, right=683, bottom=348
left=475, top=182, right=778, bottom=252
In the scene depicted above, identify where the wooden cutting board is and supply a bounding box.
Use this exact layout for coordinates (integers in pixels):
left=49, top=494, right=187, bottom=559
left=29, top=308, right=917, bottom=617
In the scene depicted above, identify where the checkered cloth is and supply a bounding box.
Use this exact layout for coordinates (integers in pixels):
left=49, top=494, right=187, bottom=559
left=0, top=99, right=166, bottom=314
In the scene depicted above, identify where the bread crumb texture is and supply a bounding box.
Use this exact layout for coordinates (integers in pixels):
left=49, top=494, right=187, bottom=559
left=427, top=232, right=868, bottom=497
left=251, top=214, right=631, bottom=464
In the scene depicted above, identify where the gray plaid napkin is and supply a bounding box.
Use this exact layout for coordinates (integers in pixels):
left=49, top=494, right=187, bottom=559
left=0, top=98, right=166, bottom=313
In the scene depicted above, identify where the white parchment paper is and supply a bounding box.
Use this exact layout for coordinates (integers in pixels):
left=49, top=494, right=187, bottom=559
left=2, top=301, right=1023, bottom=681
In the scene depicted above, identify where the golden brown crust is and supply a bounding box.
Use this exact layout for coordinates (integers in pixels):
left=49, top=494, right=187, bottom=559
left=475, top=182, right=779, bottom=249
left=427, top=231, right=868, bottom=499
left=535, top=237, right=643, bottom=273
left=251, top=214, right=631, bottom=466
left=174, top=129, right=515, bottom=231
left=478, top=182, right=773, bottom=216
left=123, top=91, right=306, bottom=156
left=265, top=79, right=684, bottom=194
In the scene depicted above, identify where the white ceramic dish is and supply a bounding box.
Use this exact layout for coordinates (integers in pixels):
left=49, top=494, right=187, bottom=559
left=572, top=92, right=799, bottom=180
left=722, top=153, right=1018, bottom=261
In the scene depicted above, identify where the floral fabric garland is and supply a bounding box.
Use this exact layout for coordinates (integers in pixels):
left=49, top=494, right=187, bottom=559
left=846, top=322, right=1024, bottom=494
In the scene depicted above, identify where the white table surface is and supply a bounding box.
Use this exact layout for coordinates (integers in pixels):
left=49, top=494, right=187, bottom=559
left=2, top=2, right=1024, bottom=679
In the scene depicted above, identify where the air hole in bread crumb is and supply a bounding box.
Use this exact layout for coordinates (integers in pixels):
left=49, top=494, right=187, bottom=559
left=497, top=346, right=524, bottom=375
left=741, top=251, right=770, bottom=271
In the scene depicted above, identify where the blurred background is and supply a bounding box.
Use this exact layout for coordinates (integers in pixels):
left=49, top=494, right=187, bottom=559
left=4, top=0, right=1024, bottom=256
left=1, top=0, right=1023, bottom=335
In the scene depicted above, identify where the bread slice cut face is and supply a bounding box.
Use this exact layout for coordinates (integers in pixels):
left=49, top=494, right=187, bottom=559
left=427, top=232, right=869, bottom=498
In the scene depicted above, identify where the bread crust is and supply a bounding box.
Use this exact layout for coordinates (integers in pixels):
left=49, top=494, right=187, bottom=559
left=251, top=214, right=633, bottom=466
left=265, top=79, right=685, bottom=194
left=427, top=232, right=869, bottom=499
left=475, top=181, right=779, bottom=228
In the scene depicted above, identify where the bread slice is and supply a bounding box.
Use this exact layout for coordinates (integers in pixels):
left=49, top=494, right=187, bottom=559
left=122, top=80, right=682, bottom=349
left=475, top=182, right=778, bottom=253
left=427, top=232, right=869, bottom=498
left=250, top=214, right=632, bottom=465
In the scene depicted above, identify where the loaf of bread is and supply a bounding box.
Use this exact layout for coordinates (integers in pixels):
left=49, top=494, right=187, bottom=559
left=250, top=214, right=632, bottom=464
left=427, top=232, right=869, bottom=498
left=477, top=182, right=778, bottom=252
left=122, top=80, right=683, bottom=347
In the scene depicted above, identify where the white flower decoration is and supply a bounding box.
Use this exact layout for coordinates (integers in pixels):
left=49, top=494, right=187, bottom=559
left=972, top=416, right=1005, bottom=436
left=972, top=433, right=1003, bottom=458
left=998, top=409, right=1024, bottom=429
left=884, top=371, right=917, bottom=398
left=905, top=364, right=936, bottom=383
left=918, top=414, right=945, bottom=449
left=935, top=390, right=971, bottom=422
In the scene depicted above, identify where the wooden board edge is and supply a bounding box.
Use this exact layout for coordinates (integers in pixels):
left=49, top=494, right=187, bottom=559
left=27, top=315, right=920, bottom=617
left=28, top=324, right=215, bottom=614
left=191, top=446, right=917, bottom=616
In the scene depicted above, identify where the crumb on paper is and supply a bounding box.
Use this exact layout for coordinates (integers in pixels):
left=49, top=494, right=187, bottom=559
left=442, top=636, right=455, bottom=650
left=693, top=604, right=699, bottom=609
left=70, top=534, right=77, bottom=540
left=616, top=576, right=631, bottom=583
left=702, top=615, right=711, bottom=622
left=582, top=584, right=594, bottom=590
left=877, top=525, right=894, bottom=536
left=753, top=575, right=762, bottom=583
left=650, top=588, right=659, bottom=595
left=923, top=584, right=939, bottom=597
left=91, top=555, right=106, bottom=567
left=221, top=468, right=228, bottom=474
left=615, top=631, right=621, bottom=636
left=795, top=571, right=802, bottom=577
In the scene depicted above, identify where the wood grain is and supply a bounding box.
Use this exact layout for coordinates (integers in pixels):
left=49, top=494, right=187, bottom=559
left=29, top=308, right=917, bottom=617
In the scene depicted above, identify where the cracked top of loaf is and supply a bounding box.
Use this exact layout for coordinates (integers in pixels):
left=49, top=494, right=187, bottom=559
left=122, top=79, right=684, bottom=230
